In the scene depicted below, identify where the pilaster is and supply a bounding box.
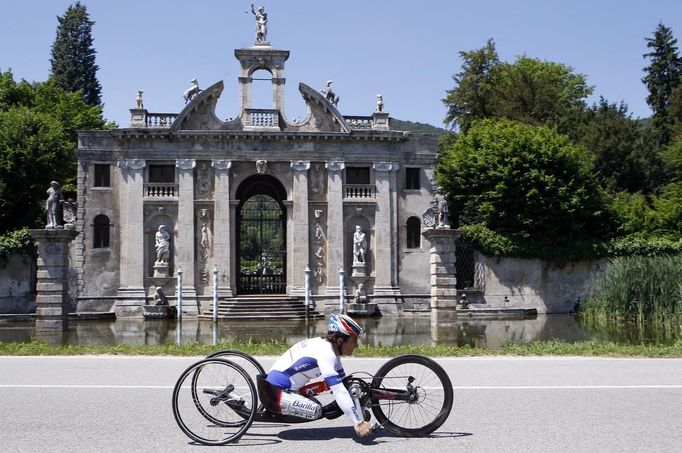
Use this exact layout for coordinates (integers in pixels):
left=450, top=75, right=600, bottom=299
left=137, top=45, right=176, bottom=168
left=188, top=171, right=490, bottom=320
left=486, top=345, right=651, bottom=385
left=176, top=159, right=198, bottom=311
left=116, top=159, right=147, bottom=313
left=212, top=160, right=233, bottom=296
left=373, top=161, right=401, bottom=295
left=290, top=160, right=310, bottom=296
left=325, top=161, right=345, bottom=297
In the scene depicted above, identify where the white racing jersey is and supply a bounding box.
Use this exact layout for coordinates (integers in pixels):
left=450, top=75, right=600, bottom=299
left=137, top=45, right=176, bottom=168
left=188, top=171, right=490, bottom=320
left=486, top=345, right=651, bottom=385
left=267, top=337, right=363, bottom=425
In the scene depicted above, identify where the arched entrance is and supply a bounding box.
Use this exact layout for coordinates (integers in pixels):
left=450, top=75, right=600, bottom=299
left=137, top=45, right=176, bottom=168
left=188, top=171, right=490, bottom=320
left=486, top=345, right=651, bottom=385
left=236, top=175, right=287, bottom=294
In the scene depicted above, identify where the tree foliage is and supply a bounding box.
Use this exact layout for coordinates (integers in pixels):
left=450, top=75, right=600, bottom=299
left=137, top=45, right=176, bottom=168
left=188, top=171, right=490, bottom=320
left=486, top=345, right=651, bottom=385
left=50, top=1, right=102, bottom=107
left=437, top=119, right=612, bottom=245
left=642, top=22, right=681, bottom=146
left=442, top=40, right=592, bottom=137
left=0, top=70, right=104, bottom=233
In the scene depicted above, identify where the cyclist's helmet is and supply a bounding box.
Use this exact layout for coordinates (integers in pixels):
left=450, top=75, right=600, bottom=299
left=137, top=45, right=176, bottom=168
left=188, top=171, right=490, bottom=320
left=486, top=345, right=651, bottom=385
left=328, top=313, right=364, bottom=336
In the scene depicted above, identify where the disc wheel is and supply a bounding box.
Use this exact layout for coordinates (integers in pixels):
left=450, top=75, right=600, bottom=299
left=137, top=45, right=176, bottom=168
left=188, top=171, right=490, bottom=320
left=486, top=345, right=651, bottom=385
left=370, top=355, right=453, bottom=437
left=172, top=358, right=257, bottom=445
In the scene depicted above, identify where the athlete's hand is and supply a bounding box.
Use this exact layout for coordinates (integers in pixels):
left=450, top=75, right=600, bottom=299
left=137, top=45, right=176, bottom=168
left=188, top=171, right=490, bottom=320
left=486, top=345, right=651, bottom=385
left=354, top=421, right=372, bottom=438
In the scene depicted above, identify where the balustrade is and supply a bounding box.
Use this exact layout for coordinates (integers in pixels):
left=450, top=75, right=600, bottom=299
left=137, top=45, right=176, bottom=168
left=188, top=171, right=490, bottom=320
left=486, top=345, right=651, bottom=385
left=145, top=113, right=178, bottom=127
left=245, top=109, right=279, bottom=128
left=344, top=116, right=373, bottom=129
left=144, top=183, right=178, bottom=198
left=343, top=184, right=376, bottom=199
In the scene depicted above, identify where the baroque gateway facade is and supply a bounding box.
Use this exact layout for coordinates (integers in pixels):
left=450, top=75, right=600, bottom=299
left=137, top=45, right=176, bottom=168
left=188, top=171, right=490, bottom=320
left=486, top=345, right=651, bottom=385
left=74, top=40, right=438, bottom=317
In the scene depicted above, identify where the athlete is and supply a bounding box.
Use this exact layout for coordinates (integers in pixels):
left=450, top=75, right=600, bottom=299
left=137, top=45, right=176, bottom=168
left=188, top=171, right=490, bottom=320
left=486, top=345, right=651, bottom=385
left=260, top=313, right=373, bottom=438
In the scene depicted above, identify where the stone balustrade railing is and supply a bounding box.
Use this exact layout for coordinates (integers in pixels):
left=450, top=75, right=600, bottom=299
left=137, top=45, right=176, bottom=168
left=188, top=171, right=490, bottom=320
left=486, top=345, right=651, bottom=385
left=343, top=184, right=377, bottom=199
left=245, top=109, right=279, bottom=128
left=144, top=183, right=178, bottom=198
left=344, top=116, right=373, bottom=129
left=146, top=113, right=178, bottom=127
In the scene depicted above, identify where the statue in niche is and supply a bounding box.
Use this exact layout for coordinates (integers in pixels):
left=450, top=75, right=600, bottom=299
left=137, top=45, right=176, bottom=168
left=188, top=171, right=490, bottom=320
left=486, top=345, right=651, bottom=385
left=434, top=186, right=450, bottom=229
left=200, top=223, right=210, bottom=261
left=321, top=80, right=340, bottom=107
left=155, top=225, right=170, bottom=264
left=183, top=78, right=201, bottom=104
left=354, top=283, right=368, bottom=304
left=46, top=181, right=64, bottom=229
left=251, top=4, right=268, bottom=43
left=62, top=198, right=77, bottom=225
left=256, top=159, right=267, bottom=175
left=353, top=225, right=367, bottom=264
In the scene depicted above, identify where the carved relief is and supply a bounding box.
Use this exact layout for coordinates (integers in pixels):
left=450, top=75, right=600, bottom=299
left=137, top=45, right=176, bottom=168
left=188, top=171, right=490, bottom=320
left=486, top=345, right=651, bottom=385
left=313, top=209, right=326, bottom=285
left=256, top=159, right=267, bottom=175
left=195, top=161, right=213, bottom=199
left=309, top=163, right=326, bottom=199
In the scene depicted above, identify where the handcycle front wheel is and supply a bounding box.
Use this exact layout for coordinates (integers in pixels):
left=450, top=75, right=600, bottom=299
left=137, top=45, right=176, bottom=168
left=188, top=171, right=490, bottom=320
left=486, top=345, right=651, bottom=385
left=172, top=358, right=257, bottom=445
left=370, top=354, right=453, bottom=437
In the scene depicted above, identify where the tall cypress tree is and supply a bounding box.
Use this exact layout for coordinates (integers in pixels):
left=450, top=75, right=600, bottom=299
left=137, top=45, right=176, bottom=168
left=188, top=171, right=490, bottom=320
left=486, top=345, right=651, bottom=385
left=49, top=2, right=102, bottom=107
left=643, top=23, right=681, bottom=146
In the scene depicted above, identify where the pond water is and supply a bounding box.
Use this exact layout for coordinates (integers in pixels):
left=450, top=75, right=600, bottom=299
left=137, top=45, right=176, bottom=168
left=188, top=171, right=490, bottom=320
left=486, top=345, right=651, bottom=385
left=0, top=314, right=679, bottom=347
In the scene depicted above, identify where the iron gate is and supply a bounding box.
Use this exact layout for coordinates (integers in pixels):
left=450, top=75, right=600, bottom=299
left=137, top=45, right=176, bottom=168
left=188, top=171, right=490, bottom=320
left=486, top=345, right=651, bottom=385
left=237, top=194, right=286, bottom=294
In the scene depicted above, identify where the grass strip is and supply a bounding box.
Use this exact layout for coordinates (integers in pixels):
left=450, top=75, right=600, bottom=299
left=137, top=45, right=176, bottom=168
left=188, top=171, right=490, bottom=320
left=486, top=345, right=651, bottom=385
left=2, top=339, right=682, bottom=357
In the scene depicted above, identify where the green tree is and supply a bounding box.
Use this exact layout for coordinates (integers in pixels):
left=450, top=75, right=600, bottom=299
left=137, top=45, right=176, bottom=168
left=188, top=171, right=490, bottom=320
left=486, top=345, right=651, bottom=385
left=49, top=2, right=102, bottom=107
left=443, top=42, right=592, bottom=137
left=437, top=119, right=612, bottom=243
left=491, top=56, right=592, bottom=137
left=642, top=23, right=681, bottom=146
left=0, top=70, right=104, bottom=233
left=442, top=39, right=500, bottom=132
left=578, top=98, right=664, bottom=194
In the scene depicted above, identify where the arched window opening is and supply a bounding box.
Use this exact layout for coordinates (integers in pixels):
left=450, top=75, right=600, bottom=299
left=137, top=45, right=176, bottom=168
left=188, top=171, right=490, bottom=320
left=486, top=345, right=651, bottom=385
left=406, top=216, right=421, bottom=249
left=93, top=214, right=110, bottom=248
left=250, top=69, right=274, bottom=109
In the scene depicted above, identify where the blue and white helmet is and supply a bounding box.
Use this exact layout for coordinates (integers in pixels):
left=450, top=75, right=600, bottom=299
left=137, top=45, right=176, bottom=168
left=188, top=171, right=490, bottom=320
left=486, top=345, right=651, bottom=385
left=328, top=313, right=364, bottom=336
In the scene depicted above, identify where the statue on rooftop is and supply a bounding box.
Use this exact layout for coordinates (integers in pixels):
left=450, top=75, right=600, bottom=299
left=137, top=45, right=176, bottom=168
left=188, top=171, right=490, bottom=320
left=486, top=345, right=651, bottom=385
left=135, top=90, right=144, bottom=109
left=183, top=79, right=201, bottom=104
left=321, top=80, right=340, bottom=107
left=376, top=94, right=384, bottom=112
left=251, top=4, right=268, bottom=43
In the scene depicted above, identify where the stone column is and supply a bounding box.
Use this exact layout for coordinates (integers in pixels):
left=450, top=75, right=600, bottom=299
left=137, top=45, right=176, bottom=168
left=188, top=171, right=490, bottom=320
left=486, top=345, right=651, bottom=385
left=29, top=229, right=79, bottom=331
left=422, top=228, right=459, bottom=323
left=212, top=160, right=233, bottom=297
left=373, top=162, right=401, bottom=295
left=116, top=159, right=146, bottom=313
left=290, top=160, right=310, bottom=296
left=325, top=161, right=345, bottom=298
left=176, top=159, right=198, bottom=312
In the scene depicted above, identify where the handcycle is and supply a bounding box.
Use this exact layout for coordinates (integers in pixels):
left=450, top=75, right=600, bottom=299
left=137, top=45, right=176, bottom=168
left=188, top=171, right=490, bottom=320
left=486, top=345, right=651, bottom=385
left=172, top=349, right=454, bottom=445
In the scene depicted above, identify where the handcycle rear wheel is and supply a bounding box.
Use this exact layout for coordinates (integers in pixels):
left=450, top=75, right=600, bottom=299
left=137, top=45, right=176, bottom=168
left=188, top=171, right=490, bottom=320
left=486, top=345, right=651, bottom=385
left=205, top=349, right=266, bottom=412
left=172, top=358, right=257, bottom=445
left=370, top=354, right=453, bottom=437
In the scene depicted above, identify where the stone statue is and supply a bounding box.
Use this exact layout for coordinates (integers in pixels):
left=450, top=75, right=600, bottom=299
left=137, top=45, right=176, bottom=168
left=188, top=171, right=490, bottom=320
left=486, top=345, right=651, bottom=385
left=321, top=80, right=340, bottom=107
left=135, top=90, right=144, bottom=109
left=256, top=159, right=267, bottom=175
left=376, top=94, right=384, bottom=112
left=46, top=181, right=64, bottom=229
left=183, top=79, right=201, bottom=104
left=435, top=187, right=450, bottom=229
left=154, top=287, right=169, bottom=306
left=200, top=223, right=210, bottom=260
left=62, top=198, right=77, bottom=225
left=353, top=225, right=367, bottom=264
left=354, top=283, right=367, bottom=304
left=155, top=225, right=170, bottom=264
left=251, top=4, right=268, bottom=43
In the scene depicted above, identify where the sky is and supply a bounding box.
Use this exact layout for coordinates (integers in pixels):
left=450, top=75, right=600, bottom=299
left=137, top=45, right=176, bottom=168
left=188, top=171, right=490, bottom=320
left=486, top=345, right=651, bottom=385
left=2, top=0, right=682, bottom=129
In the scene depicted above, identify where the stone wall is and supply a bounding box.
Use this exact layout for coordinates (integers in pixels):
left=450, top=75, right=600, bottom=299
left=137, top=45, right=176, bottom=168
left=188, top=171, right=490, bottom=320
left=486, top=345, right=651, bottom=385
left=0, top=254, right=36, bottom=314
left=473, top=251, right=608, bottom=313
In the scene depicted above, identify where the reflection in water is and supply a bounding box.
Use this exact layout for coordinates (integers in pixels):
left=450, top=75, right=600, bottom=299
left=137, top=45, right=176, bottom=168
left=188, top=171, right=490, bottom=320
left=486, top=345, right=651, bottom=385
left=2, top=314, right=677, bottom=347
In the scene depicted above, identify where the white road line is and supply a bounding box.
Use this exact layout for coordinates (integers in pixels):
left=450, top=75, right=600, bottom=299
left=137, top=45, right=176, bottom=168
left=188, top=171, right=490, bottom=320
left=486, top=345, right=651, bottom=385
left=1, top=384, right=681, bottom=390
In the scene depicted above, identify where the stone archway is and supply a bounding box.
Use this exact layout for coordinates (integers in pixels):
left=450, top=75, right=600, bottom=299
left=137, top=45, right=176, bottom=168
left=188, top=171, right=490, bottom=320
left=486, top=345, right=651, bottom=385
left=235, top=175, right=287, bottom=294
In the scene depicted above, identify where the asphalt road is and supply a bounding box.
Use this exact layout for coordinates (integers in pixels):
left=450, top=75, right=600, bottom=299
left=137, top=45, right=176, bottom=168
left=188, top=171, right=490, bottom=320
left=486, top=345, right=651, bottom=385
left=1, top=355, right=681, bottom=453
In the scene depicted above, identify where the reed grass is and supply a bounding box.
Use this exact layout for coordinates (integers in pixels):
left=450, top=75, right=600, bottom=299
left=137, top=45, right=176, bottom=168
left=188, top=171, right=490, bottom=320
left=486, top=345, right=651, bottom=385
left=580, top=254, right=682, bottom=322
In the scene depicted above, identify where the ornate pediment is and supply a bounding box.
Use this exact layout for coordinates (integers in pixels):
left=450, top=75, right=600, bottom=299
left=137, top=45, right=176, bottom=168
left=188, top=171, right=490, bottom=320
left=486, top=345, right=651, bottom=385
left=170, top=81, right=228, bottom=131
